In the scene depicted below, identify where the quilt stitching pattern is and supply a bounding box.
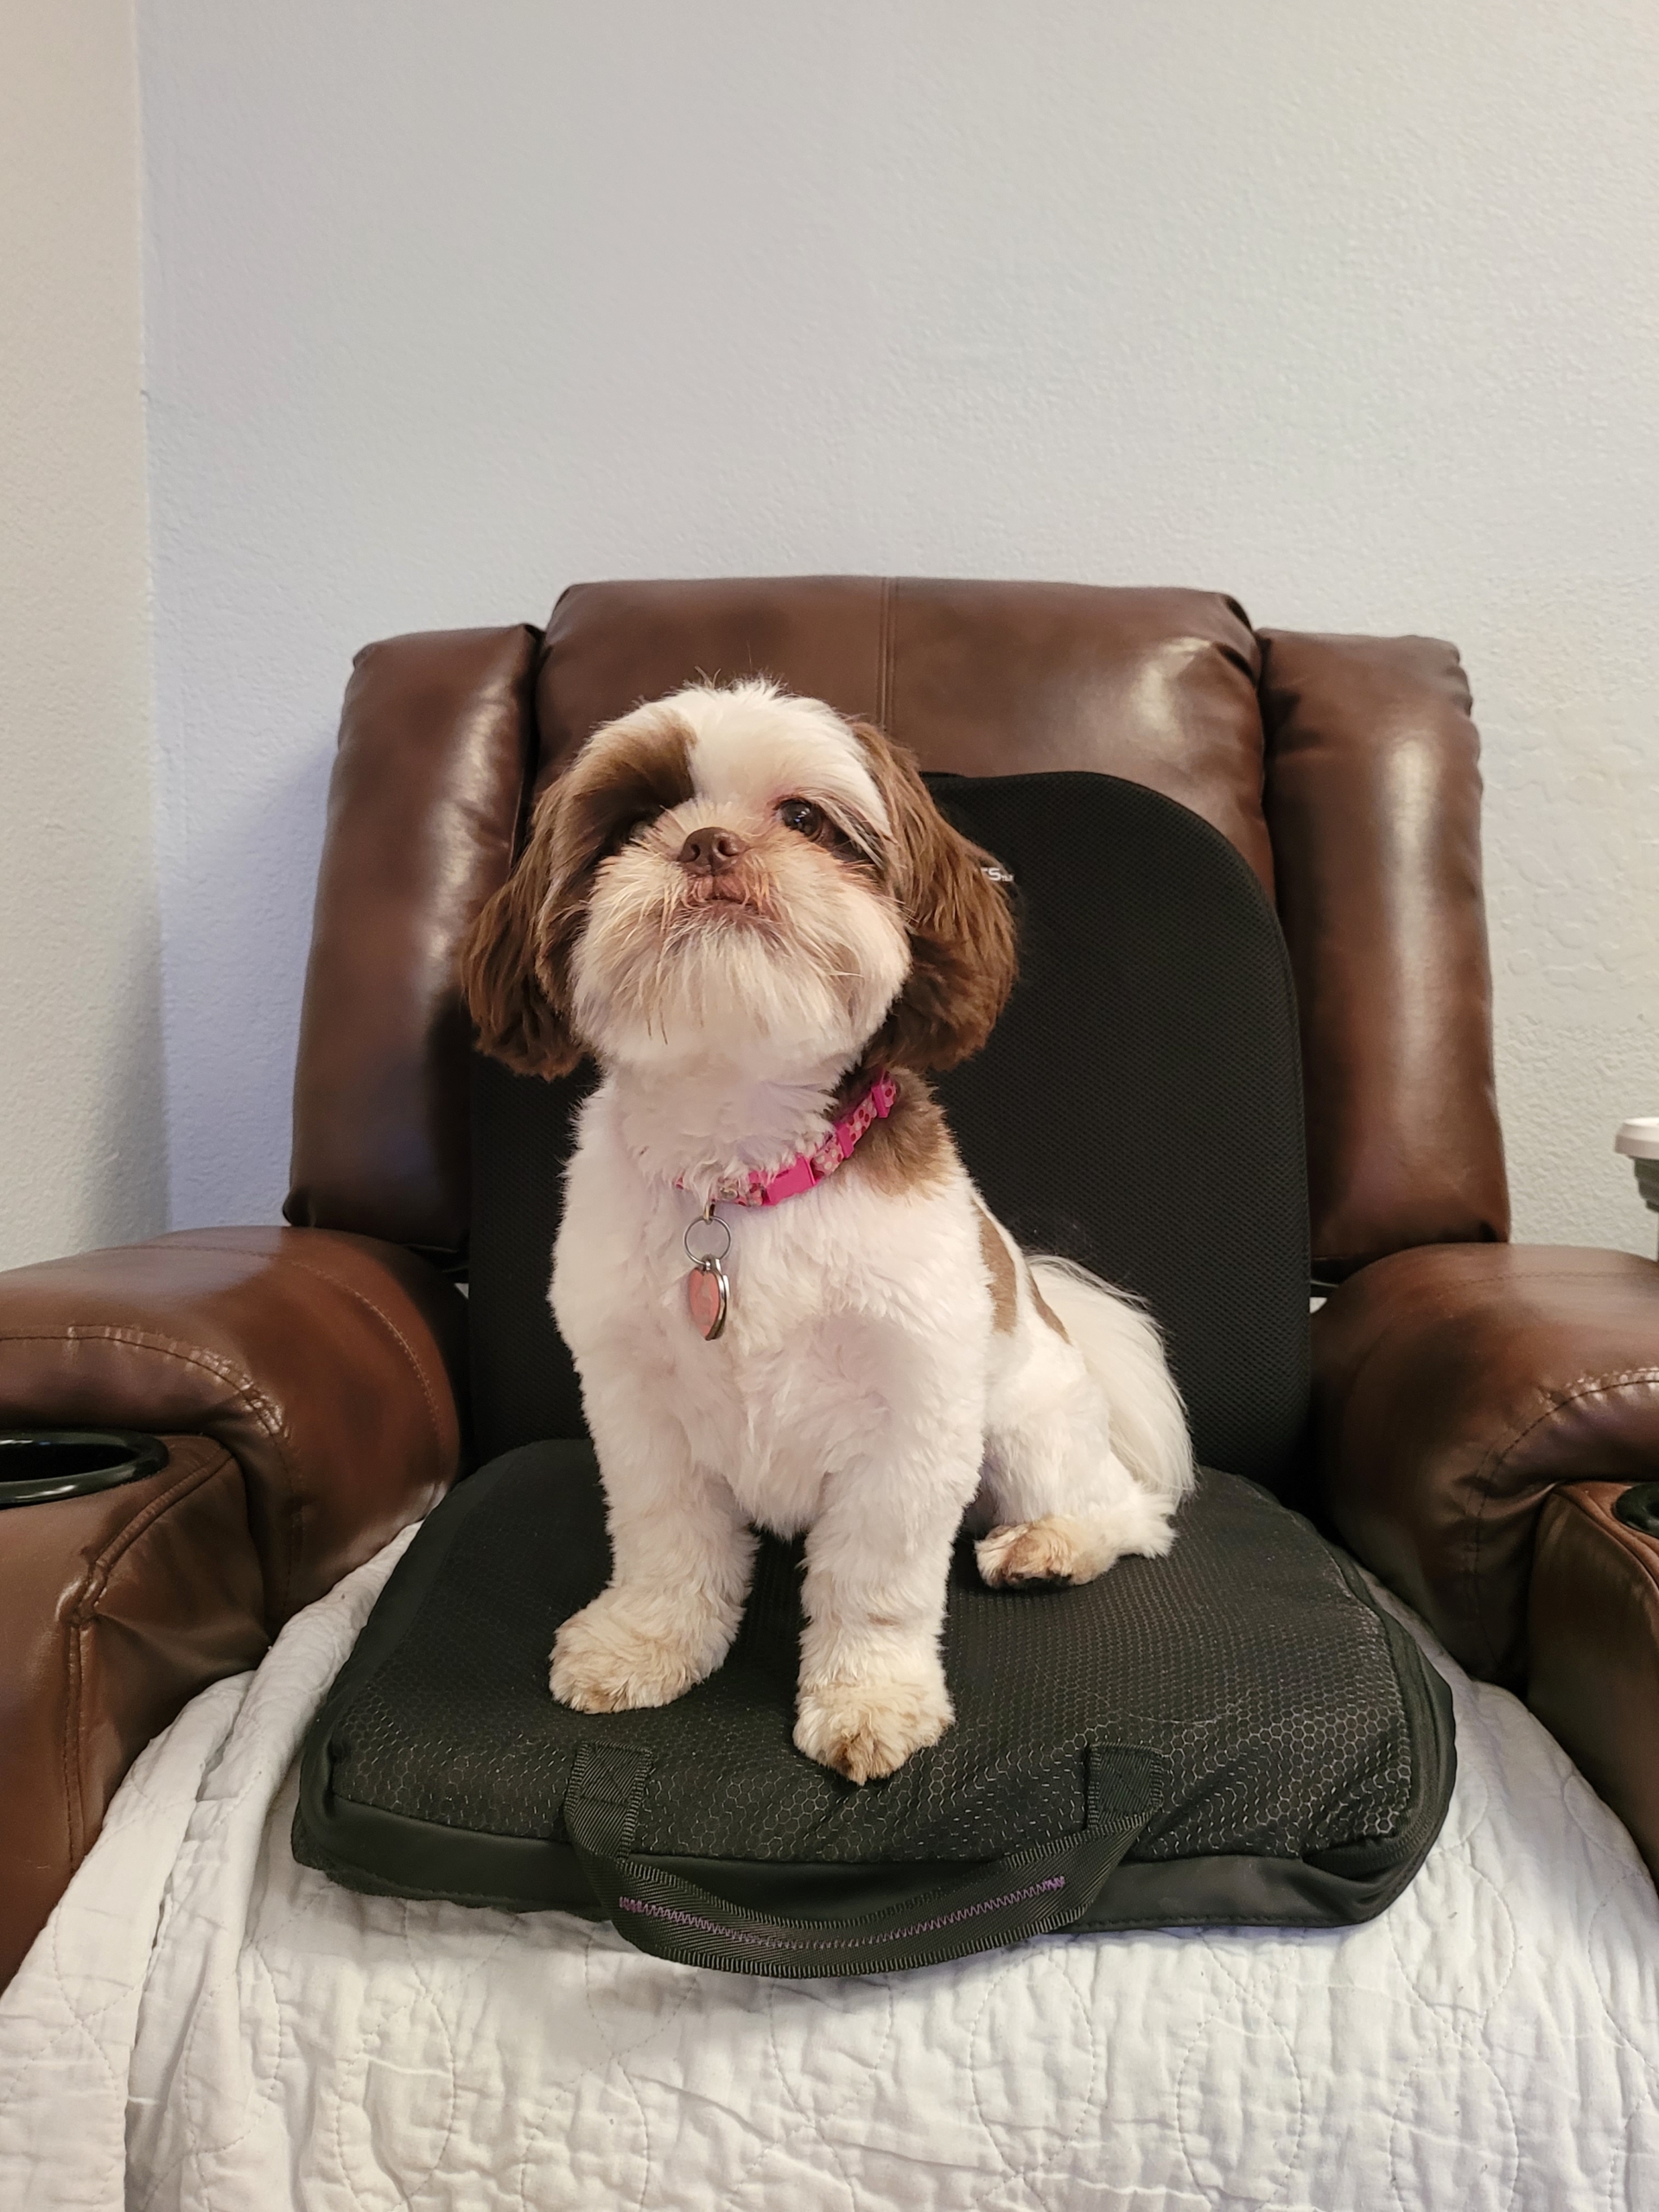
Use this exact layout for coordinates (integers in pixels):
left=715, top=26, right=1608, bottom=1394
left=3, top=1532, right=1656, bottom=2212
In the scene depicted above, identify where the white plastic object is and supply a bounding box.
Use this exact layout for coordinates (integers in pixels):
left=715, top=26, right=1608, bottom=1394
left=1614, top=1117, right=1659, bottom=1160
left=1616, top=1121, right=1659, bottom=1255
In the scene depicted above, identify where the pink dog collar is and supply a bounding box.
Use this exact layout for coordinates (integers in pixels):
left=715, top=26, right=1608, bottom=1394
left=680, top=1069, right=898, bottom=1211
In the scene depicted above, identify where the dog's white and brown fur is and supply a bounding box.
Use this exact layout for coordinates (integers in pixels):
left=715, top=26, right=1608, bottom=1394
left=461, top=681, right=1193, bottom=1783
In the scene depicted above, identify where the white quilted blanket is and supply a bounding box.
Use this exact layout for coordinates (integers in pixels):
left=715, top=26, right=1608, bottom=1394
left=3, top=1530, right=1656, bottom=2212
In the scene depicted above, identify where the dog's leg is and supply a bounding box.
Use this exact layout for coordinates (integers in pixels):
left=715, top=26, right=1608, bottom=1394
left=976, top=1327, right=1180, bottom=1591
left=792, top=1425, right=978, bottom=1783
left=550, top=1395, right=754, bottom=1713
left=975, top=1427, right=1177, bottom=1587
left=974, top=1254, right=1193, bottom=1590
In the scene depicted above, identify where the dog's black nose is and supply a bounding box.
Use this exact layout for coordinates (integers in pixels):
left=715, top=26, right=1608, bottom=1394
left=677, top=827, right=748, bottom=875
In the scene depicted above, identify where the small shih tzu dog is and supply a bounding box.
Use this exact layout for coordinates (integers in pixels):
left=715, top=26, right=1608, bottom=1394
left=461, top=682, right=1193, bottom=1783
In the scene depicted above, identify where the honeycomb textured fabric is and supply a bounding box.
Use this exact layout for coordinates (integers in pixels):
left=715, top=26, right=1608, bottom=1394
left=3, top=1532, right=1653, bottom=2211
left=317, top=1449, right=1414, bottom=1870
left=321, top=768, right=1435, bottom=1954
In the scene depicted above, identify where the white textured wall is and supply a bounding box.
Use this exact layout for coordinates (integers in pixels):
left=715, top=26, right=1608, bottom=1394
left=138, top=1, right=1659, bottom=1251
left=0, top=0, right=165, bottom=1269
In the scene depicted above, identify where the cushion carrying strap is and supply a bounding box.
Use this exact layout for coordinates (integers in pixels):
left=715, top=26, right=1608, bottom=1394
left=564, top=1740, right=1169, bottom=1978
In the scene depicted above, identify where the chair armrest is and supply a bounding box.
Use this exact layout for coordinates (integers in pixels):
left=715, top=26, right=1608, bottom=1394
left=0, top=1227, right=467, bottom=1628
left=0, top=1437, right=268, bottom=1988
left=1312, top=1243, right=1659, bottom=1685
left=1527, top=1483, right=1659, bottom=1880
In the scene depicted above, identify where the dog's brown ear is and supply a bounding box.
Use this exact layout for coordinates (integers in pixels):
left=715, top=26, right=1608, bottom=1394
left=458, top=782, right=587, bottom=1079
left=854, top=722, right=1018, bottom=1072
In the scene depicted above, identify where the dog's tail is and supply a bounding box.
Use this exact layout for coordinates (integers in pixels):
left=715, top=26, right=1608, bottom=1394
left=1028, top=1258, right=1197, bottom=1505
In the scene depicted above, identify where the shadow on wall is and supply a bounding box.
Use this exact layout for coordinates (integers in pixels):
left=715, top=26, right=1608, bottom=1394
left=161, top=728, right=338, bottom=1234
left=0, top=898, right=168, bottom=1274
left=84, top=901, right=171, bottom=1257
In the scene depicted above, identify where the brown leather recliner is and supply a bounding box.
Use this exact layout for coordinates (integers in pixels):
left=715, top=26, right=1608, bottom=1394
left=3, top=577, right=1655, bottom=1993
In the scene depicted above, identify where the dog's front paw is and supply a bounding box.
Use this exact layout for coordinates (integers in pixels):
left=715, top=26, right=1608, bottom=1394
left=550, top=1593, right=722, bottom=1713
left=793, top=1669, right=953, bottom=1784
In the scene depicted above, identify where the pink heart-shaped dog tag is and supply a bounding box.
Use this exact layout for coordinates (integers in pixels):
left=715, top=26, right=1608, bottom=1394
left=687, top=1259, right=728, bottom=1341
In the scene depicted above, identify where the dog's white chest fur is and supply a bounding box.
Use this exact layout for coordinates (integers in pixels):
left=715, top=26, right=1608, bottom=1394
left=552, top=1085, right=987, bottom=1536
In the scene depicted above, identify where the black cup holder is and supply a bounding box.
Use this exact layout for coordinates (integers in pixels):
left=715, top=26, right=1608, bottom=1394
left=1613, top=1483, right=1659, bottom=1541
left=0, top=1431, right=169, bottom=1510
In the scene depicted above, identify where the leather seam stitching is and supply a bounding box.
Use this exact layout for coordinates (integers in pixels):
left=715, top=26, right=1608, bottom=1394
left=68, top=1447, right=231, bottom=1624
left=1469, top=1369, right=1659, bottom=1671
left=0, top=1327, right=301, bottom=1618
left=58, top=1451, right=227, bottom=1872
left=61, top=1588, right=85, bottom=1868
left=1565, top=1488, right=1659, bottom=1596
left=156, top=1239, right=452, bottom=1478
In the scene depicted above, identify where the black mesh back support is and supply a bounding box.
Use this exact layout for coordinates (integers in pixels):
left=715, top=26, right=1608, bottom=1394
left=300, top=778, right=1454, bottom=1967
left=470, top=772, right=1310, bottom=1489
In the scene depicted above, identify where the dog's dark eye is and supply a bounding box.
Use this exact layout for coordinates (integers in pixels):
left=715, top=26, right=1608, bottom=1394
left=778, top=798, right=824, bottom=837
